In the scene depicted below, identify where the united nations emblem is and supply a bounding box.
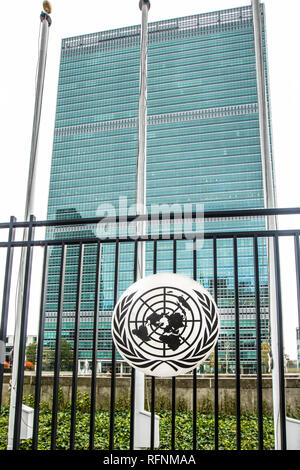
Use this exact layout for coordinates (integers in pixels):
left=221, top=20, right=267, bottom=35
left=112, top=273, right=220, bottom=377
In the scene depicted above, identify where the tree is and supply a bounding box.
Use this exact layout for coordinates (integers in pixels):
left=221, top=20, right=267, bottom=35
left=26, top=342, right=52, bottom=370
left=42, top=346, right=53, bottom=371
left=25, top=339, right=73, bottom=371
left=261, top=342, right=270, bottom=373
left=209, top=350, right=215, bottom=371
left=224, top=340, right=233, bottom=374
left=26, top=342, right=37, bottom=364
left=58, top=338, right=73, bottom=371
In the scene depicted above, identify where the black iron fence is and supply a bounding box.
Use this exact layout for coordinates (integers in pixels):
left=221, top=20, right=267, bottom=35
left=0, top=207, right=300, bottom=451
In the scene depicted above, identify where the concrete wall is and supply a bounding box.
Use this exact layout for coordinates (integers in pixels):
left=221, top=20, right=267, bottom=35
left=2, top=373, right=300, bottom=415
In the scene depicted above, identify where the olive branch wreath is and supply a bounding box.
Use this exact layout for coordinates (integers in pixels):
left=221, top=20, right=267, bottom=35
left=167, top=290, right=219, bottom=370
left=112, top=289, right=219, bottom=374
left=112, top=292, right=158, bottom=370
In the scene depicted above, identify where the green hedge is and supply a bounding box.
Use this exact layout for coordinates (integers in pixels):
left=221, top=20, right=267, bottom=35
left=0, top=407, right=274, bottom=450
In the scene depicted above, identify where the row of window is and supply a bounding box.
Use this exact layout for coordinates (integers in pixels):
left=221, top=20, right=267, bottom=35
left=52, top=130, right=260, bottom=156
left=48, top=189, right=264, bottom=209
left=53, top=116, right=259, bottom=147
left=45, top=258, right=269, bottom=276
left=47, top=198, right=265, bottom=221
left=53, top=114, right=259, bottom=146
left=57, top=73, right=256, bottom=107
left=50, top=157, right=261, bottom=182
left=58, top=66, right=255, bottom=98
left=55, top=95, right=257, bottom=127
left=51, top=147, right=261, bottom=170
left=58, top=46, right=255, bottom=88
left=60, top=23, right=252, bottom=66
left=48, top=178, right=263, bottom=201
left=50, top=169, right=262, bottom=192
left=53, top=111, right=259, bottom=142
left=55, top=92, right=259, bottom=126
left=59, top=31, right=254, bottom=75
left=45, top=275, right=268, bottom=294
left=57, top=79, right=257, bottom=113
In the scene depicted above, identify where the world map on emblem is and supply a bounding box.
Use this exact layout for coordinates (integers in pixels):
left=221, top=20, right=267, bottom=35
left=112, top=273, right=220, bottom=377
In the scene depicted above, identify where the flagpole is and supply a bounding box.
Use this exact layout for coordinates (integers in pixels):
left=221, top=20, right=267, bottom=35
left=7, top=3, right=52, bottom=450
left=251, top=0, right=284, bottom=450
left=134, top=0, right=150, bottom=450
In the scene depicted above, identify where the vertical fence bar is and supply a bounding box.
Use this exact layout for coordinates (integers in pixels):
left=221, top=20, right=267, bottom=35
left=129, top=363, right=136, bottom=450
left=32, top=244, right=49, bottom=450
left=213, top=236, right=219, bottom=450
left=130, top=367, right=136, bottom=450
left=150, top=239, right=157, bottom=450
left=253, top=237, right=264, bottom=450
left=90, top=242, right=102, bottom=450
left=153, top=239, right=157, bottom=275
left=192, top=238, right=197, bottom=451
left=0, top=216, right=16, bottom=410
left=173, top=239, right=177, bottom=272
left=171, top=376, right=176, bottom=450
left=233, top=236, right=241, bottom=451
left=273, top=235, right=287, bottom=450
left=171, top=239, right=177, bottom=450
left=150, top=377, right=155, bottom=450
left=130, top=241, right=138, bottom=450
left=70, top=243, right=84, bottom=450
left=109, top=241, right=119, bottom=451
left=294, top=235, right=300, bottom=335
left=13, top=215, right=35, bottom=450
left=130, top=240, right=138, bottom=450
left=50, top=243, right=67, bottom=450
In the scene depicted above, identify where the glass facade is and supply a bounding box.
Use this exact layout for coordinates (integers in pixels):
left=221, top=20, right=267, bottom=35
left=44, top=5, right=273, bottom=373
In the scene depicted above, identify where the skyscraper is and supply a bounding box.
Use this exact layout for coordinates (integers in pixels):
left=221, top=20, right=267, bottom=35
left=44, top=4, right=274, bottom=373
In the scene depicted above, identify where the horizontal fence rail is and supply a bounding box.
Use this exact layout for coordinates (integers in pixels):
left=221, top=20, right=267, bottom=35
left=0, top=206, right=299, bottom=230
left=0, top=208, right=299, bottom=451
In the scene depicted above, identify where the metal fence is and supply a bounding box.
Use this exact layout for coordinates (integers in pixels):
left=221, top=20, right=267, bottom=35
left=0, top=207, right=300, bottom=451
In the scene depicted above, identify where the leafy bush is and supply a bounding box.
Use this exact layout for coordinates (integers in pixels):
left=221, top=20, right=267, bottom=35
left=0, top=406, right=275, bottom=451
left=0, top=390, right=278, bottom=451
left=25, top=361, right=34, bottom=371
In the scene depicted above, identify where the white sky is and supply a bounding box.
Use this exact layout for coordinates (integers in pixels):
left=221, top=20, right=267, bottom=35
left=0, top=0, right=299, bottom=359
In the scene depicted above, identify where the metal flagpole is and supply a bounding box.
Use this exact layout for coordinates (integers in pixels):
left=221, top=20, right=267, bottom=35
left=134, top=0, right=150, bottom=450
left=251, top=0, right=283, bottom=449
left=251, top=0, right=276, bottom=215
left=7, top=3, right=52, bottom=450
left=136, top=2, right=149, bottom=283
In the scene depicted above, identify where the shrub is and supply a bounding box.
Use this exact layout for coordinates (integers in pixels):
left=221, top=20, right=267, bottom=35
left=0, top=406, right=275, bottom=451
left=25, top=361, right=34, bottom=371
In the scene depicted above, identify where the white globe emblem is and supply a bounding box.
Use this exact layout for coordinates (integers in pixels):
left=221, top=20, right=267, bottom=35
left=112, top=273, right=220, bottom=377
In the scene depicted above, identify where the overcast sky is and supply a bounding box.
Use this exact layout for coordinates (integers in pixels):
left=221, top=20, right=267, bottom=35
left=0, top=0, right=299, bottom=359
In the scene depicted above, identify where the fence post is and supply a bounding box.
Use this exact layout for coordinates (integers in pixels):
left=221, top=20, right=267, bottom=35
left=273, top=236, right=287, bottom=449
left=32, top=243, right=49, bottom=450
left=50, top=243, right=67, bottom=450
left=0, top=216, right=16, bottom=410
left=7, top=215, right=35, bottom=450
